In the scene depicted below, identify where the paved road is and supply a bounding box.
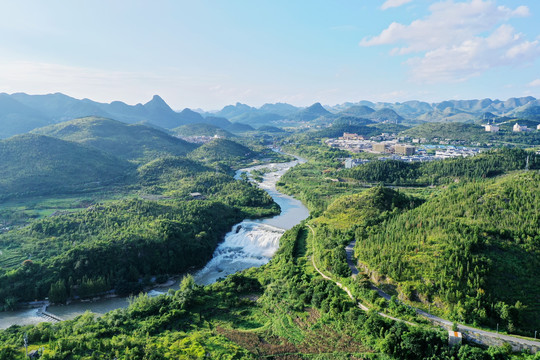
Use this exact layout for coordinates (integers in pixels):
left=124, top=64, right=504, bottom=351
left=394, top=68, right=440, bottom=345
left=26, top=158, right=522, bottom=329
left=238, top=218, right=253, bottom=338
left=343, top=238, right=540, bottom=351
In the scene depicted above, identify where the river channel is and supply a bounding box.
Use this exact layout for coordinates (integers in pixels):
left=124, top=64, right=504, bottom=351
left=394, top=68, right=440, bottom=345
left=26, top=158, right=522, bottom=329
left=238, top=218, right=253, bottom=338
left=0, top=157, right=309, bottom=329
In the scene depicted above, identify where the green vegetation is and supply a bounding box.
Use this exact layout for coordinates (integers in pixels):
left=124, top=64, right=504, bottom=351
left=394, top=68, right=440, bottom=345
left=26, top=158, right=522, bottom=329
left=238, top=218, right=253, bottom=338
left=341, top=148, right=539, bottom=186
left=0, top=164, right=278, bottom=308
left=188, top=138, right=258, bottom=167
left=277, top=137, right=539, bottom=336
left=173, top=123, right=234, bottom=138
left=0, top=222, right=524, bottom=359
left=402, top=121, right=540, bottom=145
left=353, top=172, right=540, bottom=334
left=0, top=134, right=134, bottom=201
left=0, top=120, right=538, bottom=358
left=32, top=117, right=196, bottom=163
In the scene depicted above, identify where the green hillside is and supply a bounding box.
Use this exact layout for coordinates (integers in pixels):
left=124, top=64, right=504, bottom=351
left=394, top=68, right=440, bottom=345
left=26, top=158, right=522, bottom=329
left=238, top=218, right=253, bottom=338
left=188, top=138, right=257, bottom=165
left=138, top=157, right=211, bottom=186
left=32, top=117, right=197, bottom=162
left=173, top=123, right=234, bottom=138
left=341, top=148, right=539, bottom=186
left=402, top=121, right=540, bottom=145
left=353, top=172, right=540, bottom=333
left=0, top=134, right=134, bottom=200
left=402, top=122, right=489, bottom=141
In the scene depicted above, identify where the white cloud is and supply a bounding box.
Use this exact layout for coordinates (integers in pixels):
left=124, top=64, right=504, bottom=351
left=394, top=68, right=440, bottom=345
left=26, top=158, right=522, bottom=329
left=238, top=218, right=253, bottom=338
left=360, top=1, right=539, bottom=82
left=529, top=79, right=540, bottom=87
left=381, top=0, right=413, bottom=10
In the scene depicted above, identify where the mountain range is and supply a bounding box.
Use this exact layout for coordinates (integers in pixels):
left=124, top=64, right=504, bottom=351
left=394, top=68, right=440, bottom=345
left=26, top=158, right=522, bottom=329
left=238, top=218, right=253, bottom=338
left=1, top=92, right=539, bottom=138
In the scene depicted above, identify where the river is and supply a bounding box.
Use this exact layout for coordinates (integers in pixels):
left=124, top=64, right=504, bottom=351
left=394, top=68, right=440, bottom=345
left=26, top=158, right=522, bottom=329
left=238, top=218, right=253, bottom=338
left=0, top=157, right=308, bottom=329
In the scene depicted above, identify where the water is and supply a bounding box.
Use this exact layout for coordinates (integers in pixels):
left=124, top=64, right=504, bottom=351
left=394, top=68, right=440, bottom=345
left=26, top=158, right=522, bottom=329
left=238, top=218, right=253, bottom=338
left=0, top=157, right=308, bottom=328
left=194, top=159, right=309, bottom=284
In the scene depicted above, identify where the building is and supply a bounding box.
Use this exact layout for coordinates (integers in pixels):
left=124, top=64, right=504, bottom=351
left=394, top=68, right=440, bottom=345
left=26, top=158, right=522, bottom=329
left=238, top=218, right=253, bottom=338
left=513, top=123, right=528, bottom=132
left=394, top=144, right=416, bottom=156
left=484, top=124, right=499, bottom=132
left=372, top=143, right=389, bottom=153
left=448, top=331, right=463, bottom=346
left=340, top=132, right=364, bottom=140
left=537, top=124, right=540, bottom=131
left=344, top=158, right=370, bottom=169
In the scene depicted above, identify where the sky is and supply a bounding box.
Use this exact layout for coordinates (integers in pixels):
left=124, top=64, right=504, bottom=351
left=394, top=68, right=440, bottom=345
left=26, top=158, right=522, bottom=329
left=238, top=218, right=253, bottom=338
left=0, top=0, right=539, bottom=110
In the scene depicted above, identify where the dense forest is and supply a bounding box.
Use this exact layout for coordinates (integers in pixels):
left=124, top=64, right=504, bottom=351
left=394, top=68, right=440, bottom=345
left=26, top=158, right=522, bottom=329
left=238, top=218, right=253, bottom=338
left=1, top=114, right=539, bottom=358
left=402, top=121, right=540, bottom=145
left=0, top=174, right=278, bottom=308
left=354, top=172, right=540, bottom=334
left=341, top=148, right=539, bottom=186
left=0, top=222, right=527, bottom=359
left=0, top=134, right=135, bottom=201
left=32, top=117, right=197, bottom=163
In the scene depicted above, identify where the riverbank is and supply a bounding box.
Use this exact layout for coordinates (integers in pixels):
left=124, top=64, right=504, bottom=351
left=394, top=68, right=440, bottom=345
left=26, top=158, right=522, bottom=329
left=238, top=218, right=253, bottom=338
left=0, top=156, right=308, bottom=329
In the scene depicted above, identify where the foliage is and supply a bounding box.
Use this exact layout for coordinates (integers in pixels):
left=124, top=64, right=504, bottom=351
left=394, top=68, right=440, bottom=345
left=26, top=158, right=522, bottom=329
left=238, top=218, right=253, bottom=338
left=173, top=123, right=235, bottom=138
left=188, top=138, right=258, bottom=167
left=402, top=121, right=540, bottom=145
left=0, top=134, right=134, bottom=201
left=32, top=116, right=197, bottom=163
left=354, top=172, right=540, bottom=333
left=341, top=148, right=540, bottom=186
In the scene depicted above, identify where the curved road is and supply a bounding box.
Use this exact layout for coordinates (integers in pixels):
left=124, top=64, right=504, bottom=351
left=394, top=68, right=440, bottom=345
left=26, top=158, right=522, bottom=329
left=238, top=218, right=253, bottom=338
left=309, top=224, right=540, bottom=352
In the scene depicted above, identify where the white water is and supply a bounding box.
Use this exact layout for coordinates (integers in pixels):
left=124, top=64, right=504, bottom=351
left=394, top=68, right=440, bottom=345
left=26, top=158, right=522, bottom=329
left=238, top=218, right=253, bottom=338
left=0, top=156, right=308, bottom=328
left=194, top=158, right=309, bottom=285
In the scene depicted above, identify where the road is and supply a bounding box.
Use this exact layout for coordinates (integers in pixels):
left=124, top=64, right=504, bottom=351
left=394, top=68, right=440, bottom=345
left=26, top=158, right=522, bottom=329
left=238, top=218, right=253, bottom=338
left=309, top=224, right=540, bottom=351
left=344, top=239, right=540, bottom=349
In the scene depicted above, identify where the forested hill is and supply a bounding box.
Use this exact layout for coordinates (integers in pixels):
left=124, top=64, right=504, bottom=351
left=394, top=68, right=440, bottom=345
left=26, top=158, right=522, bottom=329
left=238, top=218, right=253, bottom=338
left=188, top=138, right=257, bottom=165
left=354, top=171, right=540, bottom=333
left=0, top=134, right=134, bottom=200
left=173, top=123, right=235, bottom=138
left=32, top=116, right=197, bottom=162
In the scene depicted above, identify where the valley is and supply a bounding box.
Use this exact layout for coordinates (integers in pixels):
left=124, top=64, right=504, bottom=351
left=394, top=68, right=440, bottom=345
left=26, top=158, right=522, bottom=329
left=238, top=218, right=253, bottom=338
left=0, top=94, right=538, bottom=359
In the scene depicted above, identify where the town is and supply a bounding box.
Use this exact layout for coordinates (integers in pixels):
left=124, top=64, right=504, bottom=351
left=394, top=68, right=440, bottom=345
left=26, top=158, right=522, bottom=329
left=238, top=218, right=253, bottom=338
left=326, top=132, right=483, bottom=168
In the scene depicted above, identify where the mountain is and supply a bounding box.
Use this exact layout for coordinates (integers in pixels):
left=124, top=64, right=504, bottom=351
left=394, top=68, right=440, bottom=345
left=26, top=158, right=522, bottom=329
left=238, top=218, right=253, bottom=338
left=259, top=102, right=299, bottom=116
left=138, top=156, right=212, bottom=186
left=32, top=117, right=197, bottom=162
left=0, top=93, right=203, bottom=134
left=0, top=94, right=49, bottom=138
left=188, top=138, right=256, bottom=164
left=224, top=122, right=255, bottom=133
left=0, top=134, right=134, bottom=200
left=339, top=105, right=375, bottom=117
left=230, top=112, right=284, bottom=126
left=2, top=93, right=539, bottom=136
left=293, top=102, right=332, bottom=121
left=401, top=122, right=486, bottom=141
left=216, top=102, right=256, bottom=119
left=173, top=123, right=235, bottom=138
left=353, top=171, right=540, bottom=331
left=177, top=108, right=205, bottom=124
left=200, top=116, right=232, bottom=128
left=370, top=108, right=404, bottom=123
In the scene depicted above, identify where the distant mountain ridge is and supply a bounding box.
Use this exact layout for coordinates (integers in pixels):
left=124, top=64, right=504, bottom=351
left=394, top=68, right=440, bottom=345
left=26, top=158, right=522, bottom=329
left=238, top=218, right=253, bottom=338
left=0, top=93, right=538, bottom=138
left=0, top=93, right=232, bottom=138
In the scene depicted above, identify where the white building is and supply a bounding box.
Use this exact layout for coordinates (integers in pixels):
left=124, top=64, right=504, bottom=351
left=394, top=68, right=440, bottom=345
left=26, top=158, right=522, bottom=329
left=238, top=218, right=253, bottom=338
left=484, top=124, right=499, bottom=132
left=513, top=123, right=528, bottom=132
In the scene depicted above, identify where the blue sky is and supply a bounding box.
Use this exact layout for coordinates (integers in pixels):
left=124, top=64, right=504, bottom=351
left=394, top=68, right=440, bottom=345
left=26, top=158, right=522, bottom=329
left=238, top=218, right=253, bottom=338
left=0, top=0, right=539, bottom=110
